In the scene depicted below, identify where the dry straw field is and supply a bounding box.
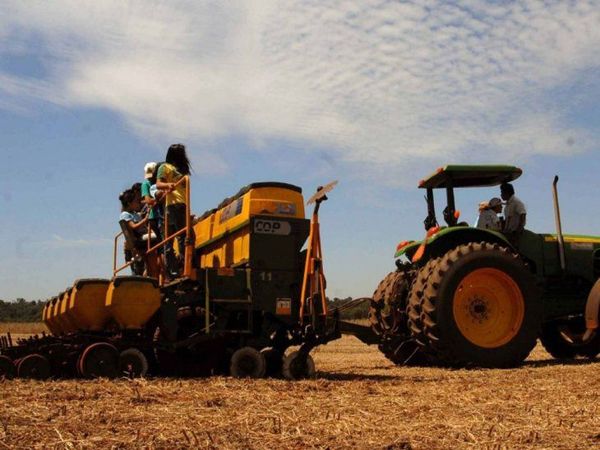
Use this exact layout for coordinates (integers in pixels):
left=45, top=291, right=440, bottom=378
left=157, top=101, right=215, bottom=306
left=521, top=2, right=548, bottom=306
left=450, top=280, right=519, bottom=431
left=0, top=322, right=47, bottom=336
left=1, top=323, right=599, bottom=449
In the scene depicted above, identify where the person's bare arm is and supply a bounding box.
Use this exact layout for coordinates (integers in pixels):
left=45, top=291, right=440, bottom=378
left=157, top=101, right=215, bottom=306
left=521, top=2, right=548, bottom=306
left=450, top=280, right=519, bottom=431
left=143, top=194, right=156, bottom=207
left=155, top=178, right=175, bottom=191
left=127, top=215, right=149, bottom=232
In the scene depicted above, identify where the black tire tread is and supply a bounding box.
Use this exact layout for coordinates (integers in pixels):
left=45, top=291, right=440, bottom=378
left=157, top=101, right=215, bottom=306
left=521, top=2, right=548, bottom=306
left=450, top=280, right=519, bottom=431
left=420, top=242, right=541, bottom=368
left=540, top=319, right=600, bottom=359
left=370, top=270, right=429, bottom=365
left=369, top=271, right=409, bottom=335
left=407, top=258, right=439, bottom=345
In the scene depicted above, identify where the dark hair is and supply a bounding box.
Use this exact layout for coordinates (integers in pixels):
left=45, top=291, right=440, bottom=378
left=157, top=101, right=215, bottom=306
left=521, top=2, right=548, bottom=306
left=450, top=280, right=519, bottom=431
left=119, top=189, right=137, bottom=211
left=500, top=182, right=515, bottom=196
left=166, top=143, right=191, bottom=175
left=131, top=182, right=142, bottom=194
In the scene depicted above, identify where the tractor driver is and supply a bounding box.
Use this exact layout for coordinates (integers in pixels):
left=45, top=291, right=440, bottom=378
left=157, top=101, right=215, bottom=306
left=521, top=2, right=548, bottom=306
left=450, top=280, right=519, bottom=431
left=500, top=182, right=527, bottom=243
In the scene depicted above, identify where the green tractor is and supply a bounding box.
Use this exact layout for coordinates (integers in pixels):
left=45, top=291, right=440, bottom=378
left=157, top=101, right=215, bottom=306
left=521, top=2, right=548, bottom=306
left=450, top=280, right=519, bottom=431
left=369, top=165, right=600, bottom=367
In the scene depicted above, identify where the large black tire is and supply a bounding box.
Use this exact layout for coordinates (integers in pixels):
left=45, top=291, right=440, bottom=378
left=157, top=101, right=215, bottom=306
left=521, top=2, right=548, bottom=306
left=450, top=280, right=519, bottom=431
left=540, top=318, right=600, bottom=359
left=370, top=270, right=429, bottom=365
left=407, top=258, right=439, bottom=345
left=420, top=242, right=541, bottom=368
left=402, top=258, right=441, bottom=366
left=369, top=271, right=411, bottom=336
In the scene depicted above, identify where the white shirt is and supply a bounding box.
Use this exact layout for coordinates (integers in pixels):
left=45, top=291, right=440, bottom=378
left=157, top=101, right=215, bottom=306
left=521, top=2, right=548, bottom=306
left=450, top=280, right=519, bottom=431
left=503, top=195, right=526, bottom=232
left=476, top=209, right=501, bottom=231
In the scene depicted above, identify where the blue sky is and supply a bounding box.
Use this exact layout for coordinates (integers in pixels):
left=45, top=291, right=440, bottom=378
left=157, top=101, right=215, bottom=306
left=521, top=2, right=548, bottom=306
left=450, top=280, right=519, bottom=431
left=1, top=0, right=599, bottom=300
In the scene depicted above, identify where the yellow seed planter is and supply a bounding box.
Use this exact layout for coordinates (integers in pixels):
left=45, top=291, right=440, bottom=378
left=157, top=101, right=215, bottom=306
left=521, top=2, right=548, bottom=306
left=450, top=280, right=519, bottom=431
left=105, top=277, right=161, bottom=330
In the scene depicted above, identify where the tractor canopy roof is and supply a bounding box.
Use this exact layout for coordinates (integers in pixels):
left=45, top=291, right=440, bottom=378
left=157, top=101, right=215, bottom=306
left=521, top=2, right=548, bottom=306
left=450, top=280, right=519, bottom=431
left=418, top=165, right=522, bottom=189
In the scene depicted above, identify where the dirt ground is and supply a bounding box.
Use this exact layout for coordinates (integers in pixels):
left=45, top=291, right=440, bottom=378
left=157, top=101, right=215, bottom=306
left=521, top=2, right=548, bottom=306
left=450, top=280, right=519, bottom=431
left=1, top=327, right=599, bottom=450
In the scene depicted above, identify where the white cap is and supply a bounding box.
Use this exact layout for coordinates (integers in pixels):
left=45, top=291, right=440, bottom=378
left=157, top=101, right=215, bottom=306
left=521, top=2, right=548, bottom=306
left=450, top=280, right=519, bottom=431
left=488, top=197, right=502, bottom=208
left=144, top=162, right=157, bottom=179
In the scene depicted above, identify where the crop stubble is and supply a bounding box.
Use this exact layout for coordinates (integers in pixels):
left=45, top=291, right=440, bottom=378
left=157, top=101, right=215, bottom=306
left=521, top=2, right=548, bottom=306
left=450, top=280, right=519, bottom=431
left=0, top=325, right=599, bottom=450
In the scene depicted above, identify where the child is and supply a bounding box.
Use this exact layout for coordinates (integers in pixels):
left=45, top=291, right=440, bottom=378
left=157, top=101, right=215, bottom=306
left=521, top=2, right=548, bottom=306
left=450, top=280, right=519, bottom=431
left=119, top=188, right=159, bottom=277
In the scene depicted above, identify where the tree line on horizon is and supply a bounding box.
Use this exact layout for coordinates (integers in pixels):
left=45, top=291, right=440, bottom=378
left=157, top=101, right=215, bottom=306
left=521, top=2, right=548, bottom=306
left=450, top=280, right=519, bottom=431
left=0, top=297, right=369, bottom=322
left=0, top=299, right=45, bottom=322
left=327, top=297, right=369, bottom=320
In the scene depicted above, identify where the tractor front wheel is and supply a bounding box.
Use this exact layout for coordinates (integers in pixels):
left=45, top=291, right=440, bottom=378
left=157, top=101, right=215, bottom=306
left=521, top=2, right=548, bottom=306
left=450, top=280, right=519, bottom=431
left=540, top=318, right=600, bottom=359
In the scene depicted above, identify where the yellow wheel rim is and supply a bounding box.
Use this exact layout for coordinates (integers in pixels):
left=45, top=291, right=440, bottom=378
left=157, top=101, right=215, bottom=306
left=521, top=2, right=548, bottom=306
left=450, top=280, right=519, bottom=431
left=453, top=268, right=525, bottom=348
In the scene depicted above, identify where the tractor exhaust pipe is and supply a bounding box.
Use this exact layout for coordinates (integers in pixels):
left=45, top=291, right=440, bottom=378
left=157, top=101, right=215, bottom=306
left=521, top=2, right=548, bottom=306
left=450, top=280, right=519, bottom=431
left=552, top=176, right=598, bottom=343
left=552, top=176, right=566, bottom=272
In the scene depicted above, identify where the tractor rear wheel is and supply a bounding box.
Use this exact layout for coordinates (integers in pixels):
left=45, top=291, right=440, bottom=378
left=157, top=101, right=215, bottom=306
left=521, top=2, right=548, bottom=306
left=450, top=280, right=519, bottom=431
left=420, top=242, right=541, bottom=367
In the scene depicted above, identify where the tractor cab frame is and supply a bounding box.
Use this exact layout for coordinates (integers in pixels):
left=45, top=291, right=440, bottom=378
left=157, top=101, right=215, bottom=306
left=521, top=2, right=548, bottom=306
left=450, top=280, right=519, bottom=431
left=419, top=165, right=522, bottom=230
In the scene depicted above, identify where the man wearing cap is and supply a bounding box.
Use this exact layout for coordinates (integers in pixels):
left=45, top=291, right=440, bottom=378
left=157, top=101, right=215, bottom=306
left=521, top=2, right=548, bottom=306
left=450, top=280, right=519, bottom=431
left=476, top=197, right=502, bottom=231
left=501, top=182, right=527, bottom=242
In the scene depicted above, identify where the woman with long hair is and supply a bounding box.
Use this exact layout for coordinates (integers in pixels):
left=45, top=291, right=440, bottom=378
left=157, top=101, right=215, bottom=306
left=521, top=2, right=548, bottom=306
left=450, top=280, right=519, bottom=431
left=155, top=143, right=192, bottom=277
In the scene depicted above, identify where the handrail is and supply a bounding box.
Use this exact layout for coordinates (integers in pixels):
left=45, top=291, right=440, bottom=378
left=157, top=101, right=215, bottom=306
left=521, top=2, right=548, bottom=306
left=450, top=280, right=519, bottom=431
left=113, top=231, right=124, bottom=273
left=113, top=175, right=194, bottom=282
left=146, top=227, right=186, bottom=254
left=183, top=174, right=193, bottom=278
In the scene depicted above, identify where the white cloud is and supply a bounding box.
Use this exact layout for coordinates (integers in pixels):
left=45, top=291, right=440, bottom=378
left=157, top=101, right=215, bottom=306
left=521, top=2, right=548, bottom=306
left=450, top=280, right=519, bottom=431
left=1, top=0, right=598, bottom=180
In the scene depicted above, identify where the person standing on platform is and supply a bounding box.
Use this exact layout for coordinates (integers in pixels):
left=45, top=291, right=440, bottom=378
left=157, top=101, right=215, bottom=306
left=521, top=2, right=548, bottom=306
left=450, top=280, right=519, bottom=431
left=155, top=144, right=192, bottom=278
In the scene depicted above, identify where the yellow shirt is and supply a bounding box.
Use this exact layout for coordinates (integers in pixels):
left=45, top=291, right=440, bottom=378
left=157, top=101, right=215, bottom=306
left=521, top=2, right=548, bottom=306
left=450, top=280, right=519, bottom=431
left=157, top=163, right=186, bottom=206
